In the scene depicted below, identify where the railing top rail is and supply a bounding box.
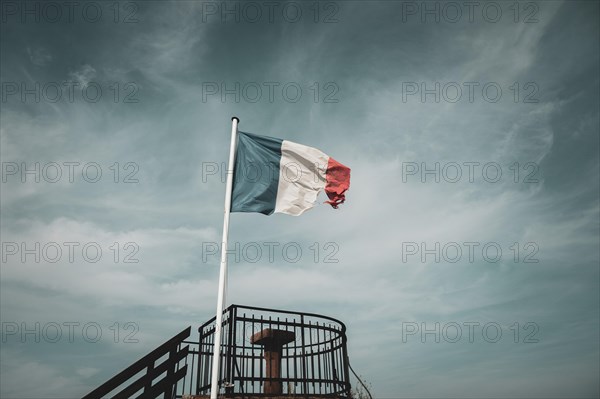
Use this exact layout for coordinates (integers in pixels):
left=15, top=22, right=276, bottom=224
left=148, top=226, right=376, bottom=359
left=199, top=304, right=347, bottom=333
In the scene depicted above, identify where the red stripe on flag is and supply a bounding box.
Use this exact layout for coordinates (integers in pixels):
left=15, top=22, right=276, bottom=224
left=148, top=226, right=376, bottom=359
left=325, top=157, right=351, bottom=209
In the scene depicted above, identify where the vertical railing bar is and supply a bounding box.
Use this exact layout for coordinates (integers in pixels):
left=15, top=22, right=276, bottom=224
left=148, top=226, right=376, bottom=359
left=196, top=330, right=208, bottom=394
left=276, top=315, right=281, bottom=393
left=192, top=340, right=198, bottom=395
left=204, top=328, right=210, bottom=393
left=224, top=307, right=231, bottom=393
left=300, top=314, right=307, bottom=397
left=199, top=329, right=204, bottom=394
left=336, top=335, right=341, bottom=390
left=268, top=315, right=273, bottom=391
left=317, top=322, right=322, bottom=394
left=285, top=317, right=290, bottom=393
left=221, top=315, right=227, bottom=396
left=210, top=329, right=213, bottom=393
left=309, top=320, right=315, bottom=393
left=252, top=315, right=263, bottom=396
left=324, top=335, right=330, bottom=394
left=242, top=313, right=245, bottom=394
left=182, top=342, right=189, bottom=397
left=190, top=344, right=194, bottom=397
left=337, top=338, right=342, bottom=395
left=194, top=342, right=198, bottom=394
left=293, top=333, right=298, bottom=394
left=231, top=306, right=238, bottom=392
left=207, top=329, right=212, bottom=393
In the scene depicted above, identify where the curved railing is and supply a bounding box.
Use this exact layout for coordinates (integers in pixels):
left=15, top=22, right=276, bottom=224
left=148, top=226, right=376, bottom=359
left=192, top=304, right=351, bottom=397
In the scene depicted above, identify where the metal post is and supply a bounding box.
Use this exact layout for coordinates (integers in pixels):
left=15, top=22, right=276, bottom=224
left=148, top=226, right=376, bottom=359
left=210, top=116, right=239, bottom=399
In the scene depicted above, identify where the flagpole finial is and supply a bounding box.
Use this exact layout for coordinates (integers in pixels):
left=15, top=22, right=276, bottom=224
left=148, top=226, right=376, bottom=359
left=232, top=116, right=240, bottom=122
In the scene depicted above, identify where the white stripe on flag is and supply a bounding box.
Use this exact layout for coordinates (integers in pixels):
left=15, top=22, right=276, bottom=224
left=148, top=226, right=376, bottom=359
left=275, top=140, right=329, bottom=216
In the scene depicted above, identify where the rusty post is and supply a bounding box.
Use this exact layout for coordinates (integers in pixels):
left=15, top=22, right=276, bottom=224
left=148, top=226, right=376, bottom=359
left=250, top=328, right=296, bottom=394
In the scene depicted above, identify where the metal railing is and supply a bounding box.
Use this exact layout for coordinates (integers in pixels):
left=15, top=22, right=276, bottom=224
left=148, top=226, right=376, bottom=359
left=183, top=304, right=351, bottom=398
left=83, top=306, right=352, bottom=398
left=83, top=326, right=191, bottom=399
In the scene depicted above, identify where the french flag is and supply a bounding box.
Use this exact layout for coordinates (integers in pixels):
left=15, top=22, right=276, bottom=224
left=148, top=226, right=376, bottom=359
left=231, top=131, right=351, bottom=216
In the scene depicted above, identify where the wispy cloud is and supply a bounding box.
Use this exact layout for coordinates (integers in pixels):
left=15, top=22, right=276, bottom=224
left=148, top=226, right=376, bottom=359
left=1, top=1, right=598, bottom=397
left=68, top=64, right=96, bottom=88
left=26, top=46, right=53, bottom=67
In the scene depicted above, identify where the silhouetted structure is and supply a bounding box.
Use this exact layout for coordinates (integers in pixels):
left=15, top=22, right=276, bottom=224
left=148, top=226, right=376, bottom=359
left=84, top=304, right=352, bottom=398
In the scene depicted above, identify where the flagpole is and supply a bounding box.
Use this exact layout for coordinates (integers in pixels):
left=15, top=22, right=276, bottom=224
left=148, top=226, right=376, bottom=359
left=210, top=116, right=239, bottom=399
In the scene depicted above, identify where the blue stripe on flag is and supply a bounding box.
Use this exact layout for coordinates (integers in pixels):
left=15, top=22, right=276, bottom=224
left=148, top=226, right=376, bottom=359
left=231, top=131, right=283, bottom=215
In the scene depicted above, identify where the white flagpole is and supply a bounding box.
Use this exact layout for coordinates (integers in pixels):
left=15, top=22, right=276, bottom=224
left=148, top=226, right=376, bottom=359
left=210, top=116, right=239, bottom=399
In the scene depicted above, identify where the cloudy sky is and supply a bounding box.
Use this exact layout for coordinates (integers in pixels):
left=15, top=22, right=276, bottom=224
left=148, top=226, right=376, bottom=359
left=1, top=0, right=598, bottom=397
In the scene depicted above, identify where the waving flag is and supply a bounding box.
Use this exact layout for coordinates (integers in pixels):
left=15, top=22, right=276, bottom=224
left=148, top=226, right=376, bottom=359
left=210, top=120, right=350, bottom=398
left=231, top=131, right=351, bottom=216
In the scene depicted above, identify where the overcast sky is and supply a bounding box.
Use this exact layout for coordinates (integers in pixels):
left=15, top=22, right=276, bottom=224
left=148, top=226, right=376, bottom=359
left=1, top=1, right=598, bottom=398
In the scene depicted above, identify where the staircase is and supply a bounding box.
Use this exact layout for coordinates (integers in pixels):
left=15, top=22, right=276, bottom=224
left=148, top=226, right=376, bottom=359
left=82, top=326, right=191, bottom=399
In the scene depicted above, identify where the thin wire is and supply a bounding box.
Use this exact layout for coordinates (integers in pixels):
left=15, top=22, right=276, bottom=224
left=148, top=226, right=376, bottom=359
left=348, top=358, right=374, bottom=399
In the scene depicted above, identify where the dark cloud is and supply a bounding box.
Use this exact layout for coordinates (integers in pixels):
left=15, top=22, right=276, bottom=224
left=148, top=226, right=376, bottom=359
left=1, top=1, right=598, bottom=397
